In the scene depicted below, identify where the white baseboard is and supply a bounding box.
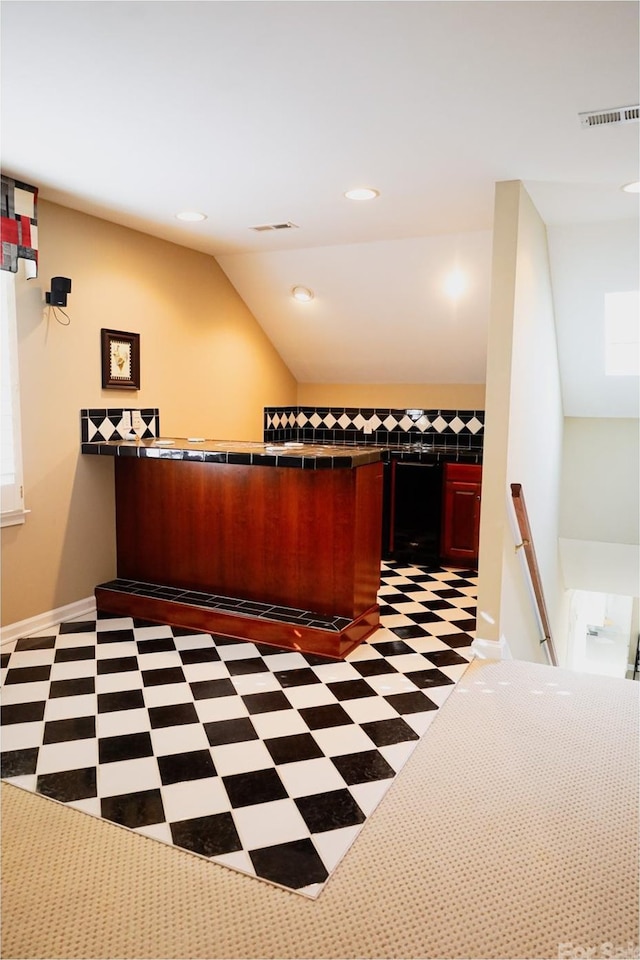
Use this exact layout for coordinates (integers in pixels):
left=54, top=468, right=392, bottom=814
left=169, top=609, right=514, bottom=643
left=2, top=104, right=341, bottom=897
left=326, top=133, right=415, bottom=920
left=1, top=596, right=97, bottom=646
left=471, top=635, right=513, bottom=660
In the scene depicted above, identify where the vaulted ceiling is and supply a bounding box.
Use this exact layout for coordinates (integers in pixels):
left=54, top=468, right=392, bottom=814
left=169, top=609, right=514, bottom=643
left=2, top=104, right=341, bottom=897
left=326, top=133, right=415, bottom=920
left=2, top=1, right=638, bottom=412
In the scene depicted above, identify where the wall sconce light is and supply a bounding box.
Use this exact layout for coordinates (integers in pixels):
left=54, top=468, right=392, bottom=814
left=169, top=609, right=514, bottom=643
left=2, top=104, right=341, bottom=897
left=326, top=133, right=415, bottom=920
left=45, top=276, right=72, bottom=307
left=443, top=268, right=467, bottom=300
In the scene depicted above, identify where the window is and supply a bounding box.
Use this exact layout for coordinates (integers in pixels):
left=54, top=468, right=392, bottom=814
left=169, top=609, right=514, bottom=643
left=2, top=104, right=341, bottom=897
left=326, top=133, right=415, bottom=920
left=605, top=290, right=640, bottom=376
left=1, top=268, right=27, bottom=526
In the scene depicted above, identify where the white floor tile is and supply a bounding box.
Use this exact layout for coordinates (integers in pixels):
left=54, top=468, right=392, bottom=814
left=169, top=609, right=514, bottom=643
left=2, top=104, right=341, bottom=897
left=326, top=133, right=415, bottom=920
left=232, top=798, right=309, bottom=850
left=45, top=694, right=98, bottom=722
left=277, top=757, right=346, bottom=798
left=142, top=683, right=193, bottom=707
left=1, top=680, right=50, bottom=704
left=150, top=723, right=210, bottom=756
left=49, top=660, right=98, bottom=681
left=95, top=671, right=144, bottom=694
left=98, top=756, right=161, bottom=797
left=96, top=707, right=151, bottom=738
left=160, top=776, right=229, bottom=823
left=36, top=739, right=98, bottom=775
left=209, top=739, right=274, bottom=776
left=249, top=709, right=308, bottom=740
left=192, top=695, right=248, bottom=724
left=311, top=724, right=374, bottom=757
left=95, top=642, right=137, bottom=660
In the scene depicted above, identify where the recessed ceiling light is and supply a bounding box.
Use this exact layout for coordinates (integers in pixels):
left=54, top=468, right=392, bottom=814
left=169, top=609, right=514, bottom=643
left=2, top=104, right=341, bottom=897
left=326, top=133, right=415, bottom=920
left=622, top=181, right=640, bottom=193
left=175, top=211, right=207, bottom=222
left=344, top=187, right=380, bottom=201
left=291, top=285, right=314, bottom=302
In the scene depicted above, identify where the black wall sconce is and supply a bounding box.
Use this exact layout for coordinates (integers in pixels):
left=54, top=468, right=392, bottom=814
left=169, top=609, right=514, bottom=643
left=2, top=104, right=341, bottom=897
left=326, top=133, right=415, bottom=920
left=45, top=276, right=72, bottom=307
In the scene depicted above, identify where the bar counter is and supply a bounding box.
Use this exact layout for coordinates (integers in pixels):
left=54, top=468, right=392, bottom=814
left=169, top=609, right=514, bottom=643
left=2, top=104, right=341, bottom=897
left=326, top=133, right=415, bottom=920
left=84, top=439, right=385, bottom=658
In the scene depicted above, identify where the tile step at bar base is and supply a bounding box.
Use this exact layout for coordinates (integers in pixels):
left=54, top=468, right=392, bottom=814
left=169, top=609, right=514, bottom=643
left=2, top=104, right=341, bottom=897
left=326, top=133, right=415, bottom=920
left=95, top=581, right=380, bottom=660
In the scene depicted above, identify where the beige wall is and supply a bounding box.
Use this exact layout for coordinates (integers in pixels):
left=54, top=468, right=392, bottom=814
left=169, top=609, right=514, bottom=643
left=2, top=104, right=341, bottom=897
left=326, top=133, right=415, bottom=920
left=560, top=418, right=639, bottom=545
left=1, top=201, right=296, bottom=626
left=477, top=181, right=566, bottom=665
left=296, top=383, right=485, bottom=409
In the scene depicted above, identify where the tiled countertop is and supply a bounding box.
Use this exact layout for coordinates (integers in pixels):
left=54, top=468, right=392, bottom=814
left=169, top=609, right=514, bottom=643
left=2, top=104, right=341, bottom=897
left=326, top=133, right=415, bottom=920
left=81, top=438, right=385, bottom=469
left=81, top=438, right=483, bottom=468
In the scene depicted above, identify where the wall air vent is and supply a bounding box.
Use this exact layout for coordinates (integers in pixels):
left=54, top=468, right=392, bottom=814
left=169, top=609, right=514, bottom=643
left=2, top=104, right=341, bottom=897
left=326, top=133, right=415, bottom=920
left=579, top=104, right=640, bottom=127
left=250, top=222, right=299, bottom=232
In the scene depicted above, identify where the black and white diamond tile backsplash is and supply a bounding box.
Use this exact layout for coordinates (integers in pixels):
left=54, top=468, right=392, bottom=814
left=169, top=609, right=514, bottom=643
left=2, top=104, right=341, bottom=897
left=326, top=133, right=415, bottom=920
left=81, top=408, right=160, bottom=443
left=264, top=406, right=484, bottom=452
left=0, top=563, right=476, bottom=899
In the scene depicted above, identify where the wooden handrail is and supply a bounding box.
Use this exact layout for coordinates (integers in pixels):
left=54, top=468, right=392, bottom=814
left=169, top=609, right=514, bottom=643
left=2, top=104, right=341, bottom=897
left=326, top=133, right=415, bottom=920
left=510, top=483, right=559, bottom=667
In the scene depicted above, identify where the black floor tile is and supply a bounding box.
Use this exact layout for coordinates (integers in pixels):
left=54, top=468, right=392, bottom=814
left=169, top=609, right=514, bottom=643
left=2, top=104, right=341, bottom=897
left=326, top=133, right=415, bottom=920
left=179, top=648, right=221, bottom=665
left=50, top=677, right=95, bottom=698
left=99, top=731, right=154, bottom=764
left=351, top=659, right=398, bottom=677
left=1, top=701, right=46, bottom=725
left=331, top=749, right=395, bottom=785
left=204, top=717, right=258, bottom=747
left=141, top=666, right=186, bottom=686
left=450, top=619, right=477, bottom=632
left=43, top=716, right=96, bottom=744
left=406, top=611, right=446, bottom=624
left=298, top=703, right=353, bottom=730
left=170, top=812, right=242, bottom=857
left=15, top=636, right=55, bottom=651
left=424, top=649, right=470, bottom=667
left=158, top=749, right=217, bottom=785
left=148, top=702, right=199, bottom=729
left=97, top=689, right=145, bottom=713
left=59, top=621, right=96, bottom=634
left=250, top=838, right=328, bottom=889
left=241, top=691, right=291, bottom=715
left=327, top=679, right=376, bottom=701
left=1, top=747, right=39, bottom=778
left=226, top=657, right=269, bottom=676
left=37, top=766, right=97, bottom=803
left=101, top=789, right=165, bottom=828
left=97, top=657, right=139, bottom=675
left=5, top=665, right=51, bottom=684
left=264, top=733, right=325, bottom=765
left=384, top=691, right=438, bottom=715
left=54, top=645, right=95, bottom=663
left=295, top=788, right=365, bottom=833
left=190, top=678, right=236, bottom=700
left=274, top=668, right=321, bottom=688
left=371, top=640, right=415, bottom=657
left=444, top=633, right=475, bottom=648
left=404, top=668, right=454, bottom=689
left=136, top=637, right=177, bottom=655
left=361, top=717, right=420, bottom=747
left=223, top=767, right=288, bottom=808
left=389, top=625, right=433, bottom=640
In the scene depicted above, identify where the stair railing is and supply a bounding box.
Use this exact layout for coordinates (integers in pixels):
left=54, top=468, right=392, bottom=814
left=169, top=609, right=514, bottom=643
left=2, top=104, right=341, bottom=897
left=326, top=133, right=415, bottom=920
left=510, top=483, right=559, bottom=667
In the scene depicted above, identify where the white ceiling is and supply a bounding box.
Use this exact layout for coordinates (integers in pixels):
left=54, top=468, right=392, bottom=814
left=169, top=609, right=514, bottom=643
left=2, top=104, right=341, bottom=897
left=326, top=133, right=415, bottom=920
left=2, top=1, right=638, bottom=407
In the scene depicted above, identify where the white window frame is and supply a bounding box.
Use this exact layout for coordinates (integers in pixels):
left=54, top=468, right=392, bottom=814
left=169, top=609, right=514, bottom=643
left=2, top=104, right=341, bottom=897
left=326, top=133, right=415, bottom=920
left=1, top=268, right=28, bottom=527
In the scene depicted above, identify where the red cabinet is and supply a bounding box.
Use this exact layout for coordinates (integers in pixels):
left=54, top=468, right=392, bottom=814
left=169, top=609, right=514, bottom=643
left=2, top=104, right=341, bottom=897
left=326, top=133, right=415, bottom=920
left=440, top=462, right=482, bottom=566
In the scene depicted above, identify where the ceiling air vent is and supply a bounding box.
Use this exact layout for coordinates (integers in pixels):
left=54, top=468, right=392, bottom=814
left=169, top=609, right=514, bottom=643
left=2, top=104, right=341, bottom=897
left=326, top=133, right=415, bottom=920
left=250, top=221, right=299, bottom=232
left=579, top=104, right=640, bottom=127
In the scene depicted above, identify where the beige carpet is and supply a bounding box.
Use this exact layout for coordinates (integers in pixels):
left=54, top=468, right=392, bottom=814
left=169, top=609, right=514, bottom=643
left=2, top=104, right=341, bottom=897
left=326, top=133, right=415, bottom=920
left=2, top=657, right=638, bottom=960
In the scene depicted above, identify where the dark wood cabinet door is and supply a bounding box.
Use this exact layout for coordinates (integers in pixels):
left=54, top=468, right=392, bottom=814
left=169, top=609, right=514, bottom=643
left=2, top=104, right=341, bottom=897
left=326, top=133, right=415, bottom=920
left=440, top=464, right=482, bottom=565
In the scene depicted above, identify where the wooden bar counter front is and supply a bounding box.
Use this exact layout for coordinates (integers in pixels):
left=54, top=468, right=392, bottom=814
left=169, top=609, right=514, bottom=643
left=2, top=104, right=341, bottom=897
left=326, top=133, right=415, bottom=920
left=91, top=441, right=385, bottom=658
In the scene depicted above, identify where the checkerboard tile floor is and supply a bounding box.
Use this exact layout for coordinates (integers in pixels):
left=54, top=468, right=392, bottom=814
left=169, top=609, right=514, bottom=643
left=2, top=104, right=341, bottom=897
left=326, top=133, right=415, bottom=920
left=0, top=562, right=477, bottom=898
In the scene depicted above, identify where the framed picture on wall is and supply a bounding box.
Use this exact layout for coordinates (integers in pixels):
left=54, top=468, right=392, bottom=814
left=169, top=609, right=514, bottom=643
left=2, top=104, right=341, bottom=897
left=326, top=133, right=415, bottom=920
left=101, top=329, right=140, bottom=389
